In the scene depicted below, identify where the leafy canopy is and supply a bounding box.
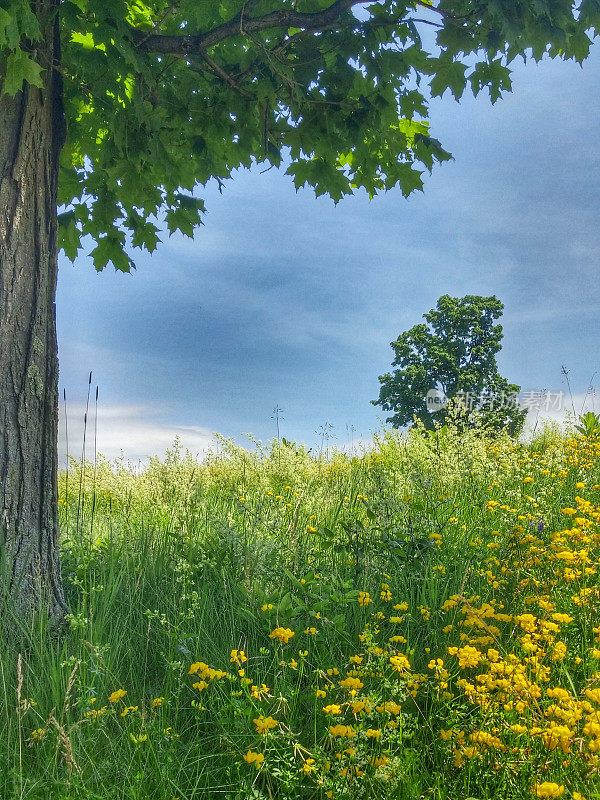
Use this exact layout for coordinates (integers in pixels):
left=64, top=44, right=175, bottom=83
left=373, top=294, right=527, bottom=434
left=1, top=0, right=598, bottom=271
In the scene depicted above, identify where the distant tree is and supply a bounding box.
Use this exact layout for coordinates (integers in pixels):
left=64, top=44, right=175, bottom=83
left=373, top=295, right=526, bottom=434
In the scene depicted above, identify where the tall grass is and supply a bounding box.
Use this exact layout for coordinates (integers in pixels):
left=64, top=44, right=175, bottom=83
left=1, top=422, right=599, bottom=800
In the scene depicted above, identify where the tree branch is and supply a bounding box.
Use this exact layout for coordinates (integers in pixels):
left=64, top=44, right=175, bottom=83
left=128, top=0, right=370, bottom=56
left=411, top=17, right=443, bottom=28
left=197, top=52, right=256, bottom=99
left=413, top=1, right=470, bottom=20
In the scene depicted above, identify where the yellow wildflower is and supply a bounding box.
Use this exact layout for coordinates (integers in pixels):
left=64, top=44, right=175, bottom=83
left=390, top=654, right=411, bottom=672
left=253, top=715, right=278, bottom=734
left=533, top=782, right=565, bottom=798
left=329, top=724, right=355, bottom=738
left=376, top=701, right=401, bottom=715
left=230, top=649, right=247, bottom=666
left=339, top=677, right=364, bottom=691
left=301, top=758, right=315, bottom=774
left=371, top=754, right=389, bottom=767
left=551, top=613, right=573, bottom=624
left=269, top=627, right=295, bottom=644
left=454, top=646, right=483, bottom=669
left=243, top=750, right=264, bottom=768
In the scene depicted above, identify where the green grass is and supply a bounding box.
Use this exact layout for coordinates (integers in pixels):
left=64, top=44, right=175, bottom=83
left=2, top=422, right=600, bottom=800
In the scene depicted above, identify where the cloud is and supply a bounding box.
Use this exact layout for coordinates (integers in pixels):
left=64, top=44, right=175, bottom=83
left=58, top=403, right=218, bottom=465
left=522, top=391, right=599, bottom=436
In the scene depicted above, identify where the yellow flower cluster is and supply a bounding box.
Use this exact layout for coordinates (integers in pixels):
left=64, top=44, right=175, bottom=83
left=188, top=662, right=227, bottom=680
left=429, top=466, right=600, bottom=798
left=230, top=649, right=247, bottom=666
left=329, top=724, right=355, bottom=738
left=269, top=626, right=295, bottom=644
left=243, top=750, right=264, bottom=768
left=253, top=715, right=278, bottom=734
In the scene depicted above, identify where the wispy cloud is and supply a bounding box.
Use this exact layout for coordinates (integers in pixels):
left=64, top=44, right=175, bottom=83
left=58, top=403, right=217, bottom=465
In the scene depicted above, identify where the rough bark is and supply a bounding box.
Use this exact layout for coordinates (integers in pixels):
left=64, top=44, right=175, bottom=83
left=0, top=1, right=68, bottom=620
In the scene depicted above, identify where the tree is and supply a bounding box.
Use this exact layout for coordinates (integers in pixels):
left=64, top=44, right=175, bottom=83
left=373, top=295, right=527, bottom=434
left=0, top=1, right=597, bottom=619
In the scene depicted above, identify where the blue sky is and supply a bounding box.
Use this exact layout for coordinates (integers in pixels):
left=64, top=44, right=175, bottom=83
left=57, top=46, right=600, bottom=460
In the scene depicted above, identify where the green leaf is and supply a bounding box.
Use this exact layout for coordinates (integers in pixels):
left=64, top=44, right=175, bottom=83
left=397, top=164, right=424, bottom=197
left=0, top=8, right=12, bottom=48
left=128, top=214, right=161, bottom=253
left=165, top=205, right=201, bottom=238
left=469, top=60, right=512, bottom=103
left=332, top=614, right=346, bottom=632
left=580, top=0, right=600, bottom=30
left=175, top=193, right=206, bottom=214
left=430, top=59, right=467, bottom=100
left=567, top=28, right=593, bottom=63
left=70, top=31, right=105, bottom=51
left=396, top=117, right=429, bottom=146
left=58, top=166, right=84, bottom=204
left=90, top=236, right=133, bottom=272
left=276, top=592, right=292, bottom=616
left=3, top=48, right=44, bottom=97
left=58, top=211, right=82, bottom=261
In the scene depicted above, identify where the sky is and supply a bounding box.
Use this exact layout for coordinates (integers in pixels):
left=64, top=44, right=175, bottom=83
left=57, top=43, right=600, bottom=463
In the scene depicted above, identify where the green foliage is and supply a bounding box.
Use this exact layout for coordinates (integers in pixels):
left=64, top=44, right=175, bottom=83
left=373, top=294, right=527, bottom=435
left=0, top=1, right=597, bottom=270
left=575, top=410, right=600, bottom=438
left=3, top=48, right=44, bottom=95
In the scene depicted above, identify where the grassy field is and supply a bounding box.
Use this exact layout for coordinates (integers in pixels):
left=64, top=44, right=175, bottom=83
left=2, top=421, right=600, bottom=800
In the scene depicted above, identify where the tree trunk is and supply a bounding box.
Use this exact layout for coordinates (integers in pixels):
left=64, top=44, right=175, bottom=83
left=0, top=3, right=68, bottom=621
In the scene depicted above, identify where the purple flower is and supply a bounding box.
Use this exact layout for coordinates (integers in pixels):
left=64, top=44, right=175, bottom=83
left=529, top=519, right=546, bottom=532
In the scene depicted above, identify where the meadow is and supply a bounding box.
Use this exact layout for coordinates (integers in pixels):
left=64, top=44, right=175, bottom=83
left=1, top=420, right=600, bottom=800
